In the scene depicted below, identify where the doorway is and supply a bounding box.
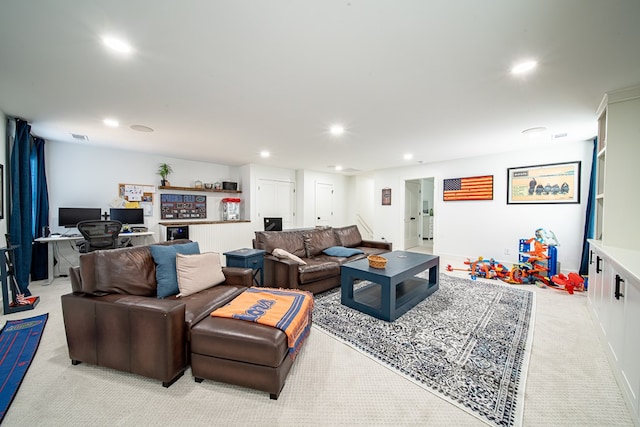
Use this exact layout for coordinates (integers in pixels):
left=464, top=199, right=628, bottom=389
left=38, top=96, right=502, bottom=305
left=404, top=177, right=435, bottom=253
left=257, top=179, right=296, bottom=229
left=404, top=180, right=421, bottom=249
left=315, top=181, right=334, bottom=227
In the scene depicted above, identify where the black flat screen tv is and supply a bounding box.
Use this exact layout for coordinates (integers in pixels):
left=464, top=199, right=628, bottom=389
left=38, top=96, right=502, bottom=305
left=263, top=217, right=283, bottom=231
left=110, top=208, right=144, bottom=225
left=58, top=207, right=102, bottom=228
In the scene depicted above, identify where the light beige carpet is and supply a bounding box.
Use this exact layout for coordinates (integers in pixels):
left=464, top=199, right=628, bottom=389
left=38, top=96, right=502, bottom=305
left=0, top=259, right=634, bottom=426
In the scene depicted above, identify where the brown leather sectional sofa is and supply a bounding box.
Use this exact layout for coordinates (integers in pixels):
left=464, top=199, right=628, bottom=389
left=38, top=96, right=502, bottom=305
left=61, top=240, right=300, bottom=398
left=254, top=225, right=392, bottom=294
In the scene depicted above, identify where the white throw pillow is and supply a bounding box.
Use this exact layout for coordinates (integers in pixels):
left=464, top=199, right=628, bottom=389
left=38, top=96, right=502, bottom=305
left=272, top=248, right=307, bottom=265
left=175, top=252, right=226, bottom=297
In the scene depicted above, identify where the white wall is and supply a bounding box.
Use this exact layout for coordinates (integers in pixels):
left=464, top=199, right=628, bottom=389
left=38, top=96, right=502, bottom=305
left=249, top=163, right=297, bottom=226
left=46, top=141, right=240, bottom=234
left=353, top=139, right=593, bottom=272
left=298, top=169, right=350, bottom=228
left=348, top=173, right=375, bottom=239
left=45, top=137, right=592, bottom=272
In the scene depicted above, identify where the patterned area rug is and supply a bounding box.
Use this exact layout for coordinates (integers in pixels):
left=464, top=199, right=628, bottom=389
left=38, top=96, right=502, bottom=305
left=313, top=273, right=535, bottom=427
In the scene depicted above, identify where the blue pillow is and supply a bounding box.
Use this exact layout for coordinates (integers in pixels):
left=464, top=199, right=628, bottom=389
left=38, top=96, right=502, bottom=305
left=150, top=242, right=200, bottom=298
left=322, top=246, right=364, bottom=257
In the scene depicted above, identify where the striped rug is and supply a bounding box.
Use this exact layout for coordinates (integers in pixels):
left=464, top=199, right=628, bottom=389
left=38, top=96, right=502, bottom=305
left=0, top=313, right=48, bottom=423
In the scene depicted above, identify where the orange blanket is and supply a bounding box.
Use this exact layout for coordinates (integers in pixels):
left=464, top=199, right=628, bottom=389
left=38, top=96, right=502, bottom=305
left=211, top=287, right=313, bottom=358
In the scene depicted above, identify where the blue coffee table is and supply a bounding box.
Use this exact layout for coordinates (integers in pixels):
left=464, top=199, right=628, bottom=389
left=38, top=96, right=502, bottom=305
left=341, top=251, right=439, bottom=322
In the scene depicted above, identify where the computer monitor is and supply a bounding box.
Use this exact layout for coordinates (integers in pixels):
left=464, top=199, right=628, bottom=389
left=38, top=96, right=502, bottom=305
left=263, top=217, right=283, bottom=231
left=167, top=226, right=189, bottom=241
left=109, top=208, right=144, bottom=226
left=58, top=207, right=102, bottom=228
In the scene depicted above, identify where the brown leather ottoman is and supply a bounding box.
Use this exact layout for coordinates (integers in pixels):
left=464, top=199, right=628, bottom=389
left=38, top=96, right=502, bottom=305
left=190, top=316, right=295, bottom=399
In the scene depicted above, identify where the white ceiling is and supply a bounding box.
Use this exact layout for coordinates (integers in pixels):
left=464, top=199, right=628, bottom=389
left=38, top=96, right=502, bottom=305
left=1, top=1, right=639, bottom=174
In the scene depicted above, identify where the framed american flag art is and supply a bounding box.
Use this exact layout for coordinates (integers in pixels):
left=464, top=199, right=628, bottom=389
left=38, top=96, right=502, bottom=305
left=443, top=175, right=493, bottom=201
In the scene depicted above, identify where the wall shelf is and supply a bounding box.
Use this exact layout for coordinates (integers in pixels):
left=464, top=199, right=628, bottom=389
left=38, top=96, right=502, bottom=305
left=159, top=220, right=250, bottom=226
left=158, top=185, right=241, bottom=194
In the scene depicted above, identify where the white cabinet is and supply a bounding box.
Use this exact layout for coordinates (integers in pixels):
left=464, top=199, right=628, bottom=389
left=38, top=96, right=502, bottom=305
left=588, top=241, right=640, bottom=423
left=620, top=272, right=640, bottom=418
left=422, top=216, right=433, bottom=239
left=594, top=86, right=640, bottom=248
left=587, top=248, right=605, bottom=328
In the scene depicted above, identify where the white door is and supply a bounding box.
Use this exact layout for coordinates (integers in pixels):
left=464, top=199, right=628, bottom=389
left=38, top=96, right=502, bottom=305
left=404, top=180, right=421, bottom=248
left=315, top=182, right=333, bottom=227
left=257, top=179, right=295, bottom=229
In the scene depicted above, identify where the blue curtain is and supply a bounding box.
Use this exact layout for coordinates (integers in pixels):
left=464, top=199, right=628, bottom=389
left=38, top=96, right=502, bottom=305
left=579, top=138, right=597, bottom=275
left=9, top=120, right=34, bottom=295
left=30, top=137, right=49, bottom=281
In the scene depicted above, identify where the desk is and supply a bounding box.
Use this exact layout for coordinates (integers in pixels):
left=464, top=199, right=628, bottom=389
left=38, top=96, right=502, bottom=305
left=34, top=231, right=154, bottom=285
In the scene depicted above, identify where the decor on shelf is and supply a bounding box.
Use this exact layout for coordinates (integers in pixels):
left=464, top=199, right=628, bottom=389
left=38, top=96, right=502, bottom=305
left=507, top=161, right=581, bottom=204
left=157, top=185, right=241, bottom=193
left=443, top=175, right=493, bottom=201
left=157, top=163, right=173, bottom=186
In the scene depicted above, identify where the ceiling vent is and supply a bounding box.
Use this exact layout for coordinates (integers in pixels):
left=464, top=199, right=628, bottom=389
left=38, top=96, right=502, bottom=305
left=71, top=133, right=89, bottom=141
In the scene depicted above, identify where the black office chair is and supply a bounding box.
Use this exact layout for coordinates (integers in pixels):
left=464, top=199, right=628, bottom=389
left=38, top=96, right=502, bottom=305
left=76, top=220, right=124, bottom=253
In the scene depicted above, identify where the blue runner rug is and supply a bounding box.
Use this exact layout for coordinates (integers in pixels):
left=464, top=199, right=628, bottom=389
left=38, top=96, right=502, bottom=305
left=0, top=313, right=48, bottom=423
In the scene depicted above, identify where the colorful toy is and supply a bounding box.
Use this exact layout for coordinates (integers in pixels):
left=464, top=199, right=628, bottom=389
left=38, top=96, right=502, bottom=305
left=446, top=257, right=510, bottom=280
left=509, top=229, right=559, bottom=287
left=446, top=229, right=571, bottom=293
left=550, top=272, right=585, bottom=294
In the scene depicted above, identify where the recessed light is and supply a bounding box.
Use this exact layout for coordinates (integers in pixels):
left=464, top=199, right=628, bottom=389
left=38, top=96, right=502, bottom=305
left=330, top=125, right=344, bottom=136
left=260, top=150, right=270, bottom=158
left=522, top=127, right=547, bottom=139
left=102, top=36, right=133, bottom=54
left=71, top=133, right=89, bottom=141
left=522, top=126, right=547, bottom=134
left=130, top=124, right=154, bottom=132
left=511, top=60, right=537, bottom=74
left=103, top=118, right=119, bottom=127
left=335, top=165, right=343, bottom=171
left=403, top=153, right=413, bottom=160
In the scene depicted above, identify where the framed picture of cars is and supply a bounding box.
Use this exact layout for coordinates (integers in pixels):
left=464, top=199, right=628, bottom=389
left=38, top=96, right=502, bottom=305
left=507, top=161, right=581, bottom=204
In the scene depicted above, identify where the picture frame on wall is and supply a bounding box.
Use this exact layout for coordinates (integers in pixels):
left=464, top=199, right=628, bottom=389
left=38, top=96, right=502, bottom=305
left=507, top=161, right=581, bottom=204
left=381, top=188, right=391, bottom=205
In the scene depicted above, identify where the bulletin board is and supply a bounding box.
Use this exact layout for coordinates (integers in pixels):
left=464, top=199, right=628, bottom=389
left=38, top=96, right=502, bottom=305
left=118, top=183, right=155, bottom=203
left=160, top=194, right=207, bottom=219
